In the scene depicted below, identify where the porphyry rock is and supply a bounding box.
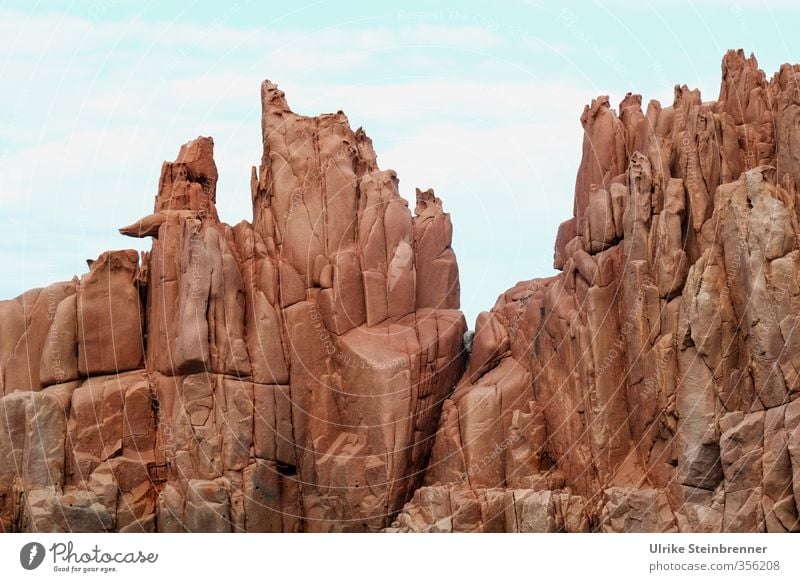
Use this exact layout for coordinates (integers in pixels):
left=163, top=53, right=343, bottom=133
left=5, top=50, right=800, bottom=534
left=396, top=50, right=800, bottom=533
left=0, top=81, right=465, bottom=532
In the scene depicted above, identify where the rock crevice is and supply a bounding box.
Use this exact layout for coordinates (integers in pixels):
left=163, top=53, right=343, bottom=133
left=3, top=50, right=800, bottom=533
left=0, top=82, right=464, bottom=532
left=393, top=50, right=800, bottom=533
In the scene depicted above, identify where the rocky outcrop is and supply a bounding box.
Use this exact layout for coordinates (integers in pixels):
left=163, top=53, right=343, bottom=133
left=0, top=82, right=465, bottom=532
left=4, top=50, right=800, bottom=533
left=393, top=50, right=800, bottom=533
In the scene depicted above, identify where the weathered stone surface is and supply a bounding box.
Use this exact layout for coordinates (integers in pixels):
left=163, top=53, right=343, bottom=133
left=5, top=50, right=800, bottom=533
left=396, top=50, right=800, bottom=532
left=0, top=79, right=465, bottom=532
left=77, top=250, right=144, bottom=376
left=1, top=282, right=76, bottom=394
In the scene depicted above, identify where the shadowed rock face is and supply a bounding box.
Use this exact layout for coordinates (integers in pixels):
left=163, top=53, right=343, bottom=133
left=0, top=81, right=465, bottom=532
left=392, top=50, right=800, bottom=533
left=3, top=50, right=800, bottom=534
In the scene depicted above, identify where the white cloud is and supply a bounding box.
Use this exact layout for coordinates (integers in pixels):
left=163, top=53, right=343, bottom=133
left=0, top=7, right=592, bottom=323
left=398, top=23, right=507, bottom=48
left=0, top=129, right=159, bottom=202
left=379, top=118, right=583, bottom=321
left=305, top=80, right=591, bottom=123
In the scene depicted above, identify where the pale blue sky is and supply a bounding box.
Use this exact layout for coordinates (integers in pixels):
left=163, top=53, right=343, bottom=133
left=2, top=0, right=799, bottom=324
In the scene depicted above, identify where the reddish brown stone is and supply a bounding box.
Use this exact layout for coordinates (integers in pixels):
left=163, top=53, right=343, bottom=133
left=0, top=78, right=465, bottom=532
left=396, top=50, right=800, bottom=533
left=5, top=51, right=800, bottom=533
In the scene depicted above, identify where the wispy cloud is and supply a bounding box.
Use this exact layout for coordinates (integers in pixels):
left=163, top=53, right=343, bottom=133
left=0, top=6, right=592, bottom=322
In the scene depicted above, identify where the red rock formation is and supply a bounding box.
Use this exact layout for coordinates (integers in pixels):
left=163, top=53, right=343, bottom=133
left=0, top=82, right=465, bottom=532
left=4, top=51, right=800, bottom=533
left=394, top=50, right=800, bottom=533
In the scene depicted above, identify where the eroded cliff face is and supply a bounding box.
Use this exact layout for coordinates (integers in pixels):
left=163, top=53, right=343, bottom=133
left=0, top=81, right=465, bottom=532
left=393, top=50, right=800, bottom=533
left=3, top=50, right=800, bottom=533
